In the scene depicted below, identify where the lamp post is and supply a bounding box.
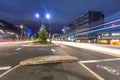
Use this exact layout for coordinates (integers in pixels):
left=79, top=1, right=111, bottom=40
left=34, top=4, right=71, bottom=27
left=45, top=13, right=52, bottom=42
left=35, top=13, right=52, bottom=42
left=20, top=25, right=23, bottom=40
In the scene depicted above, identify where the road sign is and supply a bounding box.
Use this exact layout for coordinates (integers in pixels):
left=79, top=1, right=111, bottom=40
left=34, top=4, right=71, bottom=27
left=25, top=29, right=32, bottom=36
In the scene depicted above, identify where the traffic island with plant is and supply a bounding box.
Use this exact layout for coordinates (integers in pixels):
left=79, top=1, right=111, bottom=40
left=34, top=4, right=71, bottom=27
left=32, top=24, right=53, bottom=45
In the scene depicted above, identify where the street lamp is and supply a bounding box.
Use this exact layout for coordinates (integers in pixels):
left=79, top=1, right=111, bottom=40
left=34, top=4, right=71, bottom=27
left=46, top=13, right=51, bottom=20
left=20, top=25, right=23, bottom=29
left=45, top=13, right=52, bottom=42
left=35, top=13, right=40, bottom=18
left=35, top=13, right=45, bottom=24
left=35, top=13, right=52, bottom=42
left=20, top=25, right=24, bottom=40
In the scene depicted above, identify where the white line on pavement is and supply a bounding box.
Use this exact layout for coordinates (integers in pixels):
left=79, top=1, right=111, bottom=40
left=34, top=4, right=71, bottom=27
left=0, top=65, right=20, bottom=78
left=78, top=62, right=104, bottom=80
left=51, top=49, right=56, bottom=52
left=0, top=66, right=11, bottom=70
left=80, top=58, right=120, bottom=64
left=16, top=48, right=22, bottom=51
left=96, top=65, right=120, bottom=76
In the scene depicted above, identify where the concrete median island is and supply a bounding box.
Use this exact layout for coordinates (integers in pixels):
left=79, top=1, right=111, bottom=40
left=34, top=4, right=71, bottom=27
left=20, top=55, right=78, bottom=66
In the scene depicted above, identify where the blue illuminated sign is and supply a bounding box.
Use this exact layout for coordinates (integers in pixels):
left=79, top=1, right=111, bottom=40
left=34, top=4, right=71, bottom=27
left=25, top=29, right=32, bottom=36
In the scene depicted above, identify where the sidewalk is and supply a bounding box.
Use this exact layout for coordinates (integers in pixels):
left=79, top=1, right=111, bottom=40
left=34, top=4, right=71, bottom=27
left=82, top=43, right=120, bottom=49
left=53, top=41, right=120, bottom=57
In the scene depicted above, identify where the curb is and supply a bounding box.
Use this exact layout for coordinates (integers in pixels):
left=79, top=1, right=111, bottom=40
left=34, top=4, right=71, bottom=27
left=20, top=55, right=78, bottom=66
left=22, top=44, right=58, bottom=47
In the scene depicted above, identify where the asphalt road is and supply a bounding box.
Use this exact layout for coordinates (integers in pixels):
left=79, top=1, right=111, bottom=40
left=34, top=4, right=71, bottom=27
left=58, top=45, right=120, bottom=80
left=0, top=42, right=119, bottom=80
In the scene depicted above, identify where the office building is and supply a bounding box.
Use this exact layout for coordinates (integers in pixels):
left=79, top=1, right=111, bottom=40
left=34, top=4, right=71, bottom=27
left=74, top=11, right=104, bottom=43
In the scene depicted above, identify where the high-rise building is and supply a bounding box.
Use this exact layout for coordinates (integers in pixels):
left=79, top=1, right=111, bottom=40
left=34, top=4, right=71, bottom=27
left=74, top=11, right=104, bottom=43
left=74, top=11, right=104, bottom=30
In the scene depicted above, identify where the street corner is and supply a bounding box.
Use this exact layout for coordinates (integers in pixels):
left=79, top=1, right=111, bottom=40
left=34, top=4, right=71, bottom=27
left=19, top=55, right=78, bottom=66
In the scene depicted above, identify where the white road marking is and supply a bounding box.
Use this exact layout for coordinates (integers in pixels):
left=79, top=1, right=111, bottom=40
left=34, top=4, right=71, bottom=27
left=78, top=62, right=104, bottom=80
left=51, top=49, right=56, bottom=52
left=0, top=66, right=11, bottom=70
left=96, top=65, right=120, bottom=76
left=16, top=48, right=22, bottom=51
left=80, top=58, right=120, bottom=64
left=0, top=65, right=20, bottom=78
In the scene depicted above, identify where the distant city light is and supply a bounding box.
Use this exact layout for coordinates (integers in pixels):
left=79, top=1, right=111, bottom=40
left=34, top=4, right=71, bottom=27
left=62, top=29, right=65, bottom=32
left=111, top=23, right=116, bottom=27
left=46, top=13, right=51, bottom=19
left=20, top=25, right=23, bottom=29
left=35, top=13, right=40, bottom=18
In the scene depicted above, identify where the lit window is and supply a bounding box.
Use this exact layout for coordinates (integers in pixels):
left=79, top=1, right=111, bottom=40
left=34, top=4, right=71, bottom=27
left=0, top=29, right=4, bottom=34
left=111, top=33, right=120, bottom=36
left=102, top=33, right=109, bottom=36
left=116, top=33, right=120, bottom=36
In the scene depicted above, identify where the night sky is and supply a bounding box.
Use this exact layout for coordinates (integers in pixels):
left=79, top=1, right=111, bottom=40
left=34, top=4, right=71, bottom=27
left=0, top=0, right=120, bottom=29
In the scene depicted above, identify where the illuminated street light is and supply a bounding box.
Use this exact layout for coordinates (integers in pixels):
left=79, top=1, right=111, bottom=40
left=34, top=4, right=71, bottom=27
left=46, top=13, right=51, bottom=19
left=20, top=25, right=23, bottom=29
left=35, top=13, right=40, bottom=18
left=20, top=25, right=24, bottom=40
left=34, top=13, right=52, bottom=42
left=45, top=13, right=52, bottom=42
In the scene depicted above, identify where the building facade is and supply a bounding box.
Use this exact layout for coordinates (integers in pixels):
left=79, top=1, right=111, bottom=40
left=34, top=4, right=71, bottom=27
left=60, top=11, right=120, bottom=45
left=74, top=11, right=104, bottom=30
left=74, top=11, right=104, bottom=43
left=98, top=22, right=120, bottom=45
left=0, top=19, right=19, bottom=40
left=75, top=11, right=120, bottom=45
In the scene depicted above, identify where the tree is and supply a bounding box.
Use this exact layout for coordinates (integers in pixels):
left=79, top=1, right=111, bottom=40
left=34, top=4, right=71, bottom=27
left=38, top=24, right=48, bottom=43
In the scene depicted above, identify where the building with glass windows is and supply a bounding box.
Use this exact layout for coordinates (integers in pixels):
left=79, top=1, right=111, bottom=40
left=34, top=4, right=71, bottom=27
left=61, top=11, right=120, bottom=45
left=75, top=14, right=120, bottom=45
left=98, top=25, right=120, bottom=45
left=95, top=13, right=120, bottom=45
left=74, top=11, right=104, bottom=30
left=74, top=11, right=104, bottom=43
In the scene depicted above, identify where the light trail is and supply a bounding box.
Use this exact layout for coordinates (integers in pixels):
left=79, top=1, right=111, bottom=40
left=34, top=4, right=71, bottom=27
left=54, top=41, right=120, bottom=56
left=62, top=18, right=120, bottom=36
left=78, top=24, right=120, bottom=35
